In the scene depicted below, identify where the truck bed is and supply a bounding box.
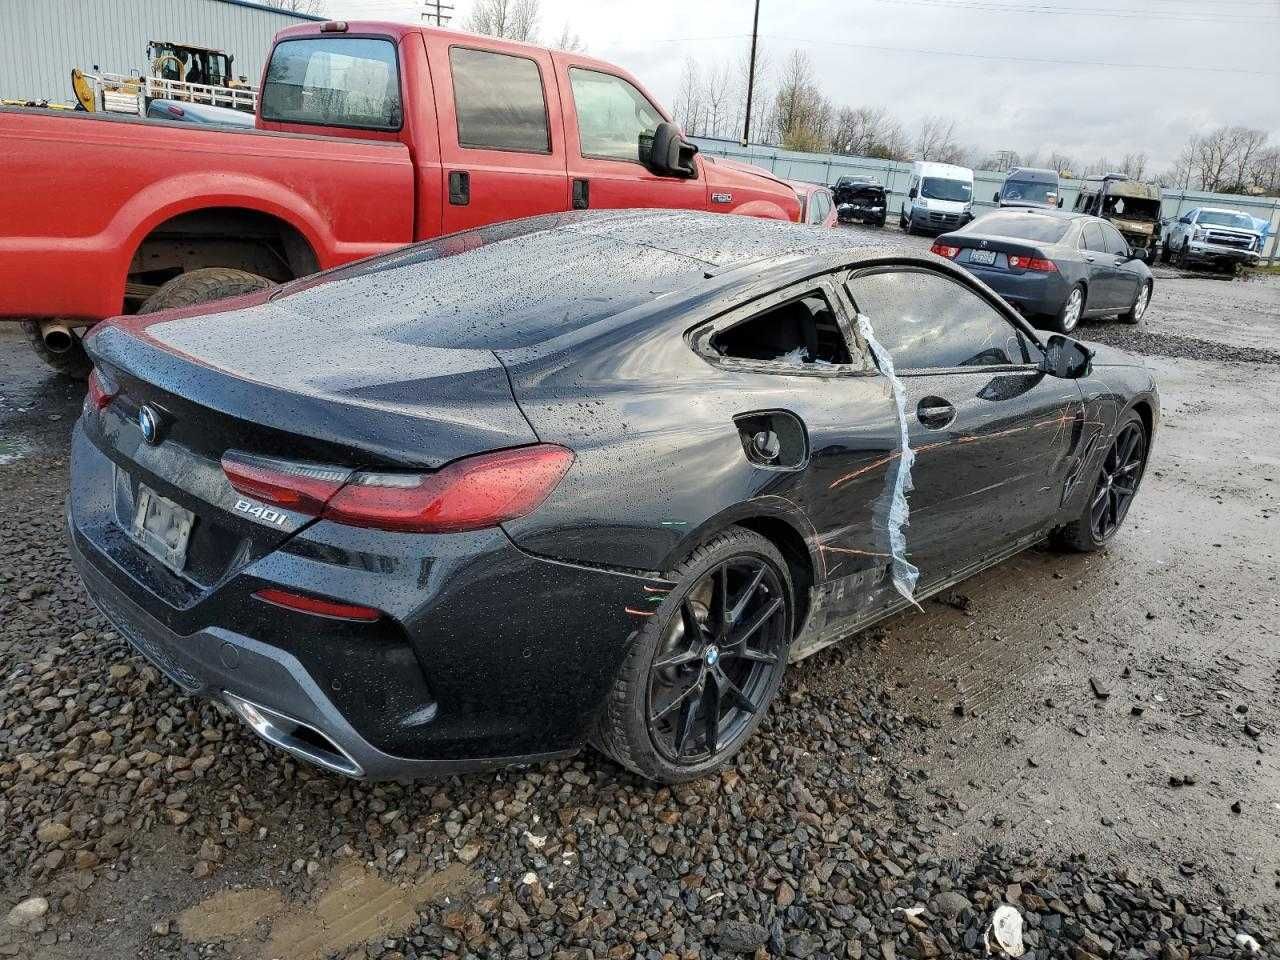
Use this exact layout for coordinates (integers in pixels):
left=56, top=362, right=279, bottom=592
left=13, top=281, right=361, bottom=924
left=0, top=108, right=415, bottom=322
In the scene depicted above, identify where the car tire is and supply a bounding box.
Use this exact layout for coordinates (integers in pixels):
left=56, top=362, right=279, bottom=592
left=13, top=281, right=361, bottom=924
left=1052, top=410, right=1148, bottom=552
left=1175, top=241, right=1190, bottom=269
left=1119, top=281, right=1152, bottom=324
left=21, top=320, right=92, bottom=381
left=138, top=267, right=276, bottom=315
left=590, top=526, right=793, bottom=783
left=1051, top=283, right=1086, bottom=334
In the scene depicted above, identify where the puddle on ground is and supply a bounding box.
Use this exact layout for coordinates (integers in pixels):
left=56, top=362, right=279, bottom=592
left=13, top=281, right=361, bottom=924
left=0, top=437, right=30, bottom=465
left=177, top=860, right=477, bottom=960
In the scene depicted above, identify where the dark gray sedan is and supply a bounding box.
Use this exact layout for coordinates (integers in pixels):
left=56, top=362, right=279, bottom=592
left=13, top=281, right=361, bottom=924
left=931, top=210, right=1153, bottom=333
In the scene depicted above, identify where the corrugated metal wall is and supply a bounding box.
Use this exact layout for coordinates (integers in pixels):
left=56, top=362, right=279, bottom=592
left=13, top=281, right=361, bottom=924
left=693, top=136, right=1280, bottom=262
left=0, top=0, right=319, bottom=104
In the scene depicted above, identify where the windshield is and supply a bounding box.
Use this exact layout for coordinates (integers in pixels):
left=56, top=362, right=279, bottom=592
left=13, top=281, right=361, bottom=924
left=1198, top=210, right=1255, bottom=230
left=1102, top=196, right=1160, bottom=221
left=1001, top=180, right=1057, bottom=206
left=921, top=177, right=972, bottom=203
left=969, top=213, right=1069, bottom=243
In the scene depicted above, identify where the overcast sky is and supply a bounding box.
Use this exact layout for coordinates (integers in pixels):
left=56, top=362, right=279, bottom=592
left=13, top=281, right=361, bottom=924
left=327, top=0, right=1280, bottom=170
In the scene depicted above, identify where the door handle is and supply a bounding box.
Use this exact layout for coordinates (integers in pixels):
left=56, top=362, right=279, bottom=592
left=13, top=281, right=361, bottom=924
left=448, top=170, right=470, bottom=206
left=572, top=178, right=589, bottom=210
left=917, top=396, right=956, bottom=429
left=1084, top=255, right=1096, bottom=263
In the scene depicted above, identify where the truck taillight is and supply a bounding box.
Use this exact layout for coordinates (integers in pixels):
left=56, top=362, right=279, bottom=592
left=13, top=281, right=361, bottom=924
left=221, top=445, right=574, bottom=533
left=1007, top=255, right=1057, bottom=272
left=930, top=242, right=960, bottom=259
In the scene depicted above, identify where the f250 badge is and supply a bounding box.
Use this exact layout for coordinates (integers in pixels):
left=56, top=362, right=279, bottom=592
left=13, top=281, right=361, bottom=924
left=234, top=498, right=288, bottom=526
left=711, top=192, right=733, bottom=204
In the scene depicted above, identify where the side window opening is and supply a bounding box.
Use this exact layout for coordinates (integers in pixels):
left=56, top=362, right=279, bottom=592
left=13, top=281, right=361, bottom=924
left=711, top=292, right=853, bottom=367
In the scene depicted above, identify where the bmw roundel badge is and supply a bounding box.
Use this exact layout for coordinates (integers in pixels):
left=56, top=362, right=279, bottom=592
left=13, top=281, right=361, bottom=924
left=138, top=405, right=160, bottom=445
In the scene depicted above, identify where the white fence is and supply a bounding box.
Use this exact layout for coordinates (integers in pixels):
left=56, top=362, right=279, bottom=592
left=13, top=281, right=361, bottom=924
left=692, top=136, right=1280, bottom=263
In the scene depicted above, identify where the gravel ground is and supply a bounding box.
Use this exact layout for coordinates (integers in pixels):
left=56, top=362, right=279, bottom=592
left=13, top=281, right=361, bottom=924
left=1, top=242, right=1278, bottom=960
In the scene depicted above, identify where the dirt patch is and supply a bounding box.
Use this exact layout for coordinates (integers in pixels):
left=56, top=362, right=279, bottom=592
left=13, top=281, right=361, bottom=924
left=176, top=861, right=476, bottom=960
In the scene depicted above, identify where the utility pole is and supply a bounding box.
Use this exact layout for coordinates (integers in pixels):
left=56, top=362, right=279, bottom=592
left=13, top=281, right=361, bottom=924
left=740, top=0, right=760, bottom=147
left=421, top=0, right=453, bottom=27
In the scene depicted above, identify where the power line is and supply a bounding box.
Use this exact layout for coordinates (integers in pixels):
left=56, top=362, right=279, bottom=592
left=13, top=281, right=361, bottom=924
left=859, top=0, right=1278, bottom=25
left=652, top=33, right=1280, bottom=78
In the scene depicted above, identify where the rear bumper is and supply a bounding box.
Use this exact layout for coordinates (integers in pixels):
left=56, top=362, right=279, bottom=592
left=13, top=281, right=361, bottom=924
left=68, top=420, right=646, bottom=779
left=961, top=265, right=1068, bottom=316
left=70, top=520, right=579, bottom=779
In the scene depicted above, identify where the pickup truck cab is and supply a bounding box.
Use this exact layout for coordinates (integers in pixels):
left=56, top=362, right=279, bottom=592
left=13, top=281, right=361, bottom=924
left=1, top=20, right=800, bottom=376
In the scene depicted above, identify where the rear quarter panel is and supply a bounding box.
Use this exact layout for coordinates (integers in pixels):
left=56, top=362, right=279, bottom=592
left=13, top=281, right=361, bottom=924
left=0, top=109, right=414, bottom=322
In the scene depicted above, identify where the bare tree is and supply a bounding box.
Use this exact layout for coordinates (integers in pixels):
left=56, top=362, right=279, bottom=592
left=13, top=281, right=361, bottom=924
left=829, top=106, right=907, bottom=160
left=1229, top=127, right=1268, bottom=192
left=732, top=46, right=772, bottom=145
left=259, top=0, right=325, bottom=12
left=1248, top=145, right=1280, bottom=195
left=465, top=0, right=540, bottom=42
left=1120, top=151, right=1148, bottom=181
left=673, top=57, right=704, bottom=136
left=552, top=24, right=585, bottom=52
left=1046, top=151, right=1076, bottom=177
left=702, top=61, right=734, bottom=139
left=772, top=51, right=829, bottom=152
left=913, top=116, right=964, bottom=164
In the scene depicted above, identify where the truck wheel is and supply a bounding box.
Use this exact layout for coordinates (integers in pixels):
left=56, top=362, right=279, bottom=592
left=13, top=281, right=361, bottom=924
left=138, top=268, right=276, bottom=315
left=1160, top=242, right=1170, bottom=264
left=21, top=320, right=92, bottom=381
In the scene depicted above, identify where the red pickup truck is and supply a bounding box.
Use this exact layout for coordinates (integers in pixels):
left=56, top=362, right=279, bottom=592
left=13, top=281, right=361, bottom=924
left=0, top=21, right=800, bottom=376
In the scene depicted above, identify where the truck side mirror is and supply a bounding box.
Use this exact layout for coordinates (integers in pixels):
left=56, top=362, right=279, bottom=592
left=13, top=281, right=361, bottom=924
left=993, top=191, right=1001, bottom=203
left=1057, top=197, right=1064, bottom=208
left=908, top=187, right=917, bottom=199
left=640, top=122, right=698, bottom=178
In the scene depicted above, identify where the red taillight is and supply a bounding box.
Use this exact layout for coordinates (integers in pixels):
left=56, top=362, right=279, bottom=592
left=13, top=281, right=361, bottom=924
left=221, top=444, right=574, bottom=533
left=320, top=19, right=348, bottom=31
left=85, top=368, right=118, bottom=412
left=221, top=451, right=351, bottom=514
left=253, top=587, right=380, bottom=622
left=322, top=444, right=574, bottom=533
left=930, top=242, right=960, bottom=259
left=1007, top=255, right=1057, bottom=272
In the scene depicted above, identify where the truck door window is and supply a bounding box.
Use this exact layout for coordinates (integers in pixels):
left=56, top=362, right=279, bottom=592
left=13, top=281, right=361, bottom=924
left=261, top=37, right=402, bottom=131
left=450, top=47, right=550, bottom=153
left=567, top=68, right=664, bottom=163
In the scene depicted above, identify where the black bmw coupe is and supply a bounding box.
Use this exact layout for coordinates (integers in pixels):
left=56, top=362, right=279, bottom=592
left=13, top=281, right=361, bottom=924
left=70, top=211, right=1158, bottom=783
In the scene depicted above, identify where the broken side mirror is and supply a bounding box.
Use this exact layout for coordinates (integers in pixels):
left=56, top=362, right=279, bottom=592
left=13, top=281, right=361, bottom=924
left=908, top=187, right=918, bottom=199
left=640, top=122, right=698, bottom=178
left=1040, top=334, right=1094, bottom=379
left=993, top=191, right=1001, bottom=203
left=1057, top=196, right=1064, bottom=208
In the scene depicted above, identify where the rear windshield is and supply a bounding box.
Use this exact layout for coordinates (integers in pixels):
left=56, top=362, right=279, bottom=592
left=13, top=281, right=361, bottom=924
left=261, top=37, right=402, bottom=131
left=1001, top=179, right=1058, bottom=205
left=1198, top=210, right=1255, bottom=229
left=970, top=213, right=1070, bottom=242
left=921, top=177, right=971, bottom=202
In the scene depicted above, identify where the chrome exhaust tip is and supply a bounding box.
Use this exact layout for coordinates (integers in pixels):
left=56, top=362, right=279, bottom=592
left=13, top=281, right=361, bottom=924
left=39, top=320, right=75, bottom=355
left=223, top=691, right=363, bottom=777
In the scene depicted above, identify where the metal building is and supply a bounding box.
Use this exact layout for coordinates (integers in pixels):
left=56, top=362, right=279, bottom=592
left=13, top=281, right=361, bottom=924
left=0, top=0, right=324, bottom=105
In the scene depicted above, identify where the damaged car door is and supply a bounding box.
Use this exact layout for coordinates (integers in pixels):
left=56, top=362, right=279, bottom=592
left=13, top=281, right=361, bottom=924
left=842, top=266, right=1084, bottom=589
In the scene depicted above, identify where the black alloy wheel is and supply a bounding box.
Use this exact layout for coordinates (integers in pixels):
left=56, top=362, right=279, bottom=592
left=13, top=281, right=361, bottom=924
left=1090, top=421, right=1146, bottom=541
left=646, top=558, right=787, bottom=764
left=591, top=527, right=793, bottom=782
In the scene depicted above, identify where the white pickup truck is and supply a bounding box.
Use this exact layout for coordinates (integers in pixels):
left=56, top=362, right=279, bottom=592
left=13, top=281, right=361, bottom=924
left=1161, top=207, right=1263, bottom=271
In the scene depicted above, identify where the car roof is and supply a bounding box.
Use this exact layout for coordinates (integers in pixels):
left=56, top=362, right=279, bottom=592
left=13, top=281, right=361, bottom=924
left=1197, top=206, right=1250, bottom=215
left=978, top=208, right=1085, bottom=222
left=269, top=210, right=910, bottom=351
left=1006, top=167, right=1057, bottom=181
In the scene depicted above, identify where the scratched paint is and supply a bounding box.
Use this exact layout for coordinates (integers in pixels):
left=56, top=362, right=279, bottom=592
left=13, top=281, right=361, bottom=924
left=855, top=312, right=921, bottom=607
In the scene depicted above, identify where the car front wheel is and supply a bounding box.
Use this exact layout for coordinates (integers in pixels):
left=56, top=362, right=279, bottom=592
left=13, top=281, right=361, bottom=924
left=591, top=527, right=792, bottom=782
left=1120, top=281, right=1152, bottom=324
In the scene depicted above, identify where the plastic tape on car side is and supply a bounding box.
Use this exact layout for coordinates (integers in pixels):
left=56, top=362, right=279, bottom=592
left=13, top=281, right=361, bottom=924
left=855, top=312, right=921, bottom=608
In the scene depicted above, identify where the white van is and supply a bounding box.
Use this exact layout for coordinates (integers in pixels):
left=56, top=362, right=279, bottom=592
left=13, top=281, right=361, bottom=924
left=899, top=161, right=975, bottom=234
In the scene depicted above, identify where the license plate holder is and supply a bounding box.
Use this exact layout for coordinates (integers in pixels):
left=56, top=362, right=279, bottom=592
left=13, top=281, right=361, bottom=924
left=130, top=485, right=194, bottom=574
left=970, top=249, right=997, bottom=266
